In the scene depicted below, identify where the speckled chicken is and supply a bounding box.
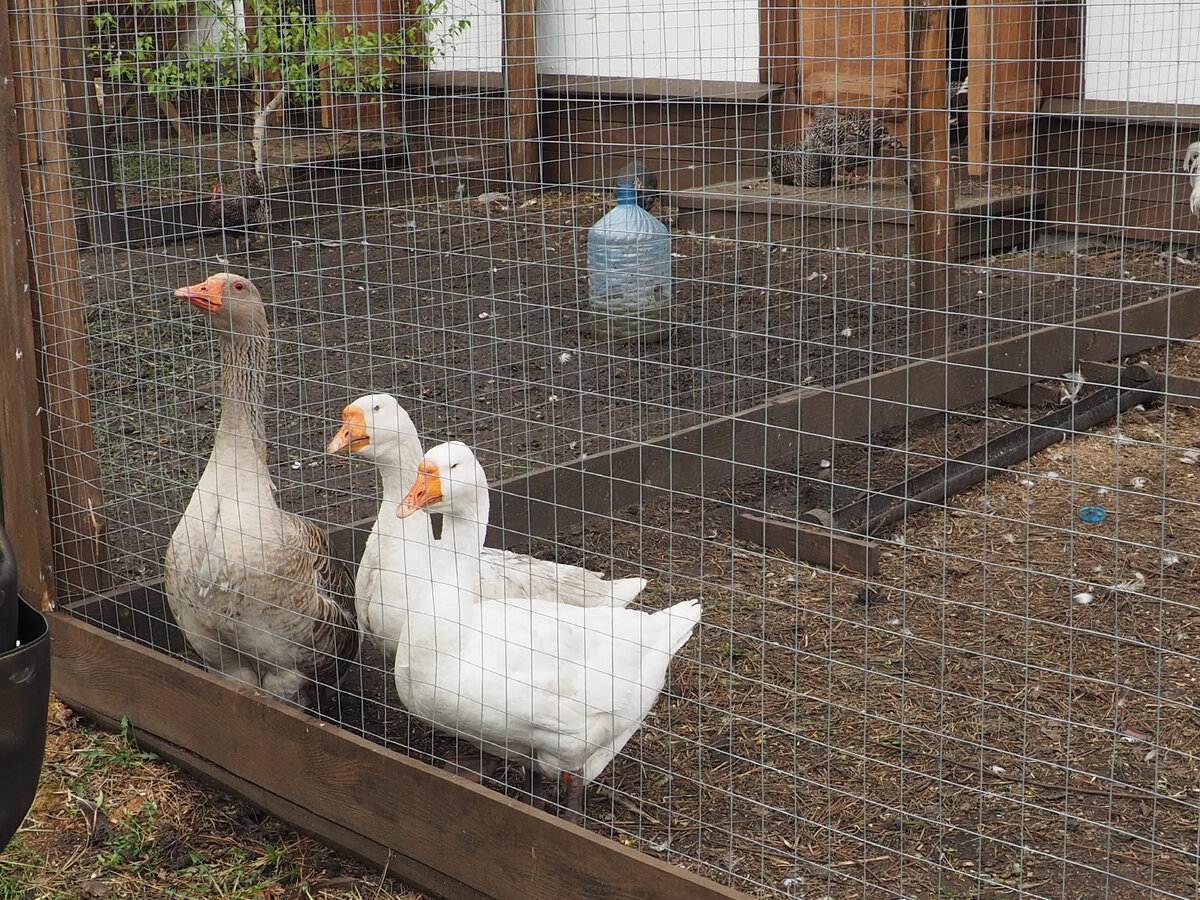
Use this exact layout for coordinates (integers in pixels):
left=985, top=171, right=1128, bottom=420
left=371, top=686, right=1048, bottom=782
left=208, top=170, right=268, bottom=250
left=948, top=77, right=968, bottom=129
left=771, top=107, right=896, bottom=188
left=612, top=160, right=660, bottom=211
left=164, top=273, right=358, bottom=711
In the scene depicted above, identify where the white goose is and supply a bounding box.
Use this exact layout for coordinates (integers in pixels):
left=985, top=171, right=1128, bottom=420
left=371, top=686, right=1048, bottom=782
left=325, top=393, right=647, bottom=663
left=163, top=273, right=358, bottom=708
left=393, top=440, right=702, bottom=822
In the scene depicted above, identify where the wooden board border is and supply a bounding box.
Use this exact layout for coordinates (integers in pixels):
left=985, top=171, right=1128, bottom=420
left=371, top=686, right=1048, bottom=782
left=486, top=285, right=1200, bottom=547
left=50, top=611, right=750, bottom=900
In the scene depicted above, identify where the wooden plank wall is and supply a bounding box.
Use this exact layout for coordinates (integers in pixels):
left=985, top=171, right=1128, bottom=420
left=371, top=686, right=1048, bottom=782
left=542, top=95, right=776, bottom=192
left=761, top=0, right=800, bottom=87
left=401, top=85, right=510, bottom=185
left=1037, top=0, right=1083, bottom=100
left=762, top=0, right=1067, bottom=170
left=1040, top=116, right=1200, bottom=244
left=966, top=0, right=1039, bottom=173
left=314, top=0, right=410, bottom=129
left=796, top=0, right=907, bottom=107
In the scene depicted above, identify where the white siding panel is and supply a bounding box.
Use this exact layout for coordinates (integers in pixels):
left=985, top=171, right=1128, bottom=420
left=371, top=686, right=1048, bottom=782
left=1085, top=1, right=1200, bottom=104
left=431, top=0, right=758, bottom=82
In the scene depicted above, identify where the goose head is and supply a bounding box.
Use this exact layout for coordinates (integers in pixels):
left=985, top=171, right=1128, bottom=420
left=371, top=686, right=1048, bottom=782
left=396, top=441, right=487, bottom=523
left=326, top=393, right=423, bottom=477
left=174, top=273, right=266, bottom=338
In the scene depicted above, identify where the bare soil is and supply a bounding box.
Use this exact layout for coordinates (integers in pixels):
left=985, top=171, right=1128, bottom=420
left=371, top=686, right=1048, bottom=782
left=85, top=186, right=1200, bottom=567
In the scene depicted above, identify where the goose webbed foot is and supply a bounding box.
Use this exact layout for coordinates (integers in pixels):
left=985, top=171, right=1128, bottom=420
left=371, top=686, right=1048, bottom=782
left=559, top=772, right=585, bottom=826
left=523, top=764, right=548, bottom=811
left=441, top=746, right=501, bottom=783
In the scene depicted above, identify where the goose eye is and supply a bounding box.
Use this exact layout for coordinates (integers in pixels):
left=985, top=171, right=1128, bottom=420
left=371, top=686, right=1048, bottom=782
left=233, top=280, right=245, bottom=291
left=373, top=405, right=380, bottom=413
left=450, top=463, right=459, bottom=470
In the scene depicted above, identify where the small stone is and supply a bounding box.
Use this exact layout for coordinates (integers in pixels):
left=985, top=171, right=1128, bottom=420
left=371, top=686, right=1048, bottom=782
left=853, top=587, right=888, bottom=605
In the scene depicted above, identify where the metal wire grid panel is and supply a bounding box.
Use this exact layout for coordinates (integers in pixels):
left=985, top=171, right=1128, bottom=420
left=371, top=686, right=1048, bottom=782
left=7, top=0, right=1200, bottom=896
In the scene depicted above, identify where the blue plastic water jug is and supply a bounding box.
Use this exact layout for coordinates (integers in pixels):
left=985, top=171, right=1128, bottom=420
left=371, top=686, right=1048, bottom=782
left=586, top=181, right=672, bottom=342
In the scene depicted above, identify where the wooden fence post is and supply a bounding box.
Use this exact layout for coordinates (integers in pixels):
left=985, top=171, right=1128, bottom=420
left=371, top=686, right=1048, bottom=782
left=906, top=0, right=953, bottom=358
left=56, top=0, right=117, bottom=247
left=503, top=0, right=539, bottom=187
left=5, top=0, right=109, bottom=600
left=0, top=1, right=55, bottom=610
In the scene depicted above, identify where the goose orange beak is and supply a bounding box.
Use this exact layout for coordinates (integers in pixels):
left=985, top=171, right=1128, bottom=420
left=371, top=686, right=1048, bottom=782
left=326, top=405, right=369, bottom=454
left=397, top=461, right=442, bottom=518
left=175, top=275, right=224, bottom=312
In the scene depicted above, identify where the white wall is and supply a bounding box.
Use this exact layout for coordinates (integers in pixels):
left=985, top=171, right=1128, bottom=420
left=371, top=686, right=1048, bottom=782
left=178, top=0, right=246, bottom=56
left=429, top=0, right=504, bottom=74
left=430, top=0, right=759, bottom=83
left=1085, top=1, right=1200, bottom=104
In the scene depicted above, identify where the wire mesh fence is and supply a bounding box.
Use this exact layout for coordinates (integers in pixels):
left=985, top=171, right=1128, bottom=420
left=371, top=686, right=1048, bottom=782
left=7, top=0, right=1200, bottom=896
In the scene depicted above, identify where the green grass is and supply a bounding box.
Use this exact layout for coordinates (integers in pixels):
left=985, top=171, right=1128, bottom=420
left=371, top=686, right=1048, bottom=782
left=0, top=699, right=422, bottom=900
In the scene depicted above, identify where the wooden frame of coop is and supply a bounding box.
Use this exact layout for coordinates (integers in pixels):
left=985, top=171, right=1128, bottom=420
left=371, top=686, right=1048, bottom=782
left=4, top=0, right=1200, bottom=897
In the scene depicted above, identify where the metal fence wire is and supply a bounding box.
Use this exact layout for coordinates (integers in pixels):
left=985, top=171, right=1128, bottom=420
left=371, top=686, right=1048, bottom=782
left=7, top=0, right=1200, bottom=896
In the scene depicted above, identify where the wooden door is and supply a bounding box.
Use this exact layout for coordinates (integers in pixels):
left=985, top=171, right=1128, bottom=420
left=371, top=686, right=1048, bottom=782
left=966, top=0, right=1039, bottom=173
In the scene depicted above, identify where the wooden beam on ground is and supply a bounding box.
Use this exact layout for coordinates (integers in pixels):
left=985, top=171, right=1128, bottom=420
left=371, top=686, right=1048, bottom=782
left=8, top=0, right=108, bottom=600
left=1079, top=359, right=1200, bottom=409
left=0, top=6, right=55, bottom=610
left=1156, top=373, right=1200, bottom=409
left=906, top=0, right=953, bottom=357
left=487, top=286, right=1200, bottom=549
left=502, top=0, right=539, bottom=187
left=50, top=611, right=751, bottom=900
left=734, top=512, right=880, bottom=575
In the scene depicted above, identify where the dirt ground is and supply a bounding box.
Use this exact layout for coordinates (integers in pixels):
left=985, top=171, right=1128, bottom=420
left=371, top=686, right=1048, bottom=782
left=69, top=183, right=1200, bottom=899
left=84, top=186, right=1200, bottom=567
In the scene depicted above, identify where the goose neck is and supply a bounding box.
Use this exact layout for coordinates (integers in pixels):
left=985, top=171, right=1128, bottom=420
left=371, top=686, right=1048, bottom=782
left=375, top=440, right=424, bottom=502
left=442, top=478, right=489, bottom=556
left=214, top=327, right=268, bottom=459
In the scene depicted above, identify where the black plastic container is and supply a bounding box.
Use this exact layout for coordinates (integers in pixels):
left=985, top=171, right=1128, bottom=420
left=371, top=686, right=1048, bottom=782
left=0, top=522, right=51, bottom=852
left=0, top=522, right=16, bottom=654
